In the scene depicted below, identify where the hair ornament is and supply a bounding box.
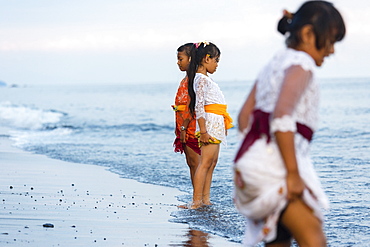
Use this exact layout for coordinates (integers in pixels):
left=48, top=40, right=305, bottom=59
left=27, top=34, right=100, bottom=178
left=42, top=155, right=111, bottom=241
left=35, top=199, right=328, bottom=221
left=277, top=10, right=295, bottom=35
left=283, top=10, right=294, bottom=23
left=194, top=41, right=210, bottom=49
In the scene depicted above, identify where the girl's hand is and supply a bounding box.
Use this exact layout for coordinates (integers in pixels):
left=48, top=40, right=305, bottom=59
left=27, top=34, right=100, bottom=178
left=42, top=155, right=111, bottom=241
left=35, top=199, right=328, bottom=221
left=286, top=172, right=305, bottom=201
left=200, top=132, right=215, bottom=145
left=180, top=130, right=187, bottom=143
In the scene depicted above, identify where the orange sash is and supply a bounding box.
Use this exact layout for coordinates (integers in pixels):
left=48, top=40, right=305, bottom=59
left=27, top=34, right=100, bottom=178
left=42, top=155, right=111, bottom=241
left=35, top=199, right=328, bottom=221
left=204, top=104, right=233, bottom=129
left=171, top=104, right=186, bottom=112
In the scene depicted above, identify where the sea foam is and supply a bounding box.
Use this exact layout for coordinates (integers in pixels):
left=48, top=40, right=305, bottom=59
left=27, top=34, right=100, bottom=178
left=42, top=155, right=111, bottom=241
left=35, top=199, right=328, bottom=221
left=0, top=101, right=64, bottom=130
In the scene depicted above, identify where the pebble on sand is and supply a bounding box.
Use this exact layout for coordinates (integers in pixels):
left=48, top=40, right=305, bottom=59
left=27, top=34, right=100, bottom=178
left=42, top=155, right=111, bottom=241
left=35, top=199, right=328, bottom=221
left=42, top=223, right=54, bottom=228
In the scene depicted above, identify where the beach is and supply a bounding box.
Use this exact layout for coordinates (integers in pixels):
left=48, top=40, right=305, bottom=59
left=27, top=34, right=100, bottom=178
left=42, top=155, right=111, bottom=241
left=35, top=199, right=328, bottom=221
left=0, top=79, right=369, bottom=245
left=0, top=135, right=240, bottom=246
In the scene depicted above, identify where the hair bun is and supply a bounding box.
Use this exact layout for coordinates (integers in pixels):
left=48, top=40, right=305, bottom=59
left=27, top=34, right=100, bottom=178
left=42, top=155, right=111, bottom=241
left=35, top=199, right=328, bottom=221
left=277, top=11, right=294, bottom=35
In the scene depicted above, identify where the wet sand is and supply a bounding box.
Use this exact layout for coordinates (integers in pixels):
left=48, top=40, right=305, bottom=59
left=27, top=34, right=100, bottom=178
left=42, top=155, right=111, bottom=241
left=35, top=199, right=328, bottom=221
left=0, top=136, right=241, bottom=246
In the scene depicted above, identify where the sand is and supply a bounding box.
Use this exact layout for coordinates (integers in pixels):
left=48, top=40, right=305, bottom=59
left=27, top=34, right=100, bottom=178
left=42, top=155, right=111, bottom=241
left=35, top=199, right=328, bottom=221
left=0, top=135, right=241, bottom=246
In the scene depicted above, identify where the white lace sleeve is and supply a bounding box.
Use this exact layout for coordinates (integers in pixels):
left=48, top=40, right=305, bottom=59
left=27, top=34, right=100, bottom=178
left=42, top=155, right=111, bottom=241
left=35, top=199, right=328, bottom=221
left=270, top=115, right=296, bottom=133
left=272, top=65, right=312, bottom=132
left=194, top=76, right=208, bottom=120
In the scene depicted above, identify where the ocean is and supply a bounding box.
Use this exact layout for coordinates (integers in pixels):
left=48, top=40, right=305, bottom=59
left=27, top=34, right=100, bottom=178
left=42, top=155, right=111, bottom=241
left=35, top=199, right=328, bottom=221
left=0, top=77, right=369, bottom=246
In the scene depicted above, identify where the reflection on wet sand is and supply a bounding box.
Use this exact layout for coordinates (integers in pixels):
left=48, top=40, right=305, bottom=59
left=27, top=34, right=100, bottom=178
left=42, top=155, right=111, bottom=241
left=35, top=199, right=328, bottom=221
left=171, top=229, right=210, bottom=247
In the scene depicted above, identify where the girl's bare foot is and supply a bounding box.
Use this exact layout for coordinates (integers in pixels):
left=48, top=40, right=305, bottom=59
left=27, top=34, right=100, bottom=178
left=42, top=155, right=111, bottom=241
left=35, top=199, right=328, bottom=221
left=190, top=201, right=203, bottom=209
left=177, top=201, right=203, bottom=209
left=203, top=200, right=213, bottom=206
left=202, top=194, right=212, bottom=205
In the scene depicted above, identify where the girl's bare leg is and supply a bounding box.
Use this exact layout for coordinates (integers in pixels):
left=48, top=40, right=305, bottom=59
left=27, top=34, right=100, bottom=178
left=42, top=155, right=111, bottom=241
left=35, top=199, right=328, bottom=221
left=280, top=199, right=326, bottom=247
left=202, top=144, right=219, bottom=205
left=191, top=144, right=219, bottom=209
left=184, top=145, right=201, bottom=187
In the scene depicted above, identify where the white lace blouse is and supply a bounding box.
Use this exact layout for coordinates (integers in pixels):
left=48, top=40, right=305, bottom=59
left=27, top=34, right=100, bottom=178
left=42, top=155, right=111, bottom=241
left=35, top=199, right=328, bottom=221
left=256, top=48, right=319, bottom=131
left=256, top=48, right=320, bottom=156
left=194, top=73, right=227, bottom=143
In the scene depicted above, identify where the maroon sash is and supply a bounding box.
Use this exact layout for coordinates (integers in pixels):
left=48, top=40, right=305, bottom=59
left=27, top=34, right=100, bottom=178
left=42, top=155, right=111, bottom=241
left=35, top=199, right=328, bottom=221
left=234, top=110, right=313, bottom=163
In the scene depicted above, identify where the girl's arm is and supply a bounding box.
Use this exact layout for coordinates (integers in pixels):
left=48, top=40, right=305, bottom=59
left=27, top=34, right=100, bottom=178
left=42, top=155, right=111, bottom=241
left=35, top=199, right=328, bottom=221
left=178, top=105, right=192, bottom=143
left=238, top=82, right=257, bottom=132
left=275, top=131, right=303, bottom=201
left=272, top=65, right=312, bottom=201
left=197, top=116, right=216, bottom=144
left=195, top=76, right=215, bottom=144
left=179, top=117, right=190, bottom=143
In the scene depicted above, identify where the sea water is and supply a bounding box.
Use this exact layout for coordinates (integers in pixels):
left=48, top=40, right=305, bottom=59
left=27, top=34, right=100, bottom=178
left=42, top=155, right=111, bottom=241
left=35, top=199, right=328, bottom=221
left=0, top=78, right=369, bottom=246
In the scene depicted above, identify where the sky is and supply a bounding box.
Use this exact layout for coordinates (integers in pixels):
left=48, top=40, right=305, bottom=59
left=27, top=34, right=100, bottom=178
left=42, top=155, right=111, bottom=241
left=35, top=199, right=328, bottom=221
left=0, top=0, right=369, bottom=85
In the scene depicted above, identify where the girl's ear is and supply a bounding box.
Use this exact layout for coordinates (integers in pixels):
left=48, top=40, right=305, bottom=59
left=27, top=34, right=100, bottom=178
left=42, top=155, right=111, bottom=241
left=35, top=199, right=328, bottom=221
left=300, top=24, right=315, bottom=47
left=204, top=54, right=211, bottom=64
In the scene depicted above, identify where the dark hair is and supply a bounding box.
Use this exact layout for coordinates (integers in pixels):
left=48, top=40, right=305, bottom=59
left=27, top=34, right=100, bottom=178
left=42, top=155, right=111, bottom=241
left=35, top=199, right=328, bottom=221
left=186, top=42, right=221, bottom=115
left=177, top=43, right=193, bottom=57
left=277, top=1, right=346, bottom=50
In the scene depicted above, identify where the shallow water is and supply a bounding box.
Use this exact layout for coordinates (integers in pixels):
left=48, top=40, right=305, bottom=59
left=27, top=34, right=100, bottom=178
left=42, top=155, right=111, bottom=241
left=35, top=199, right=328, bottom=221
left=0, top=78, right=369, bottom=245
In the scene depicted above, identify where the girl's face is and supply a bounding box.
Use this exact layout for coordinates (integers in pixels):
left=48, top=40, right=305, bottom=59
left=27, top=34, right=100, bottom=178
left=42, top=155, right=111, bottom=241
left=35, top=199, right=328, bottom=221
left=177, top=51, right=190, bottom=72
left=298, top=26, right=336, bottom=67
left=205, top=56, right=220, bottom=74
left=309, top=39, right=335, bottom=67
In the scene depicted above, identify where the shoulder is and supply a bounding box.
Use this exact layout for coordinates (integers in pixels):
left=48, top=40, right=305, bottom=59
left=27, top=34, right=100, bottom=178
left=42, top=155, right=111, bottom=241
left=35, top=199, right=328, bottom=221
left=195, top=73, right=211, bottom=85
left=195, top=73, right=208, bottom=80
left=282, top=48, right=316, bottom=73
left=177, top=77, right=188, bottom=93
left=181, top=76, right=188, bottom=83
left=179, top=76, right=188, bottom=87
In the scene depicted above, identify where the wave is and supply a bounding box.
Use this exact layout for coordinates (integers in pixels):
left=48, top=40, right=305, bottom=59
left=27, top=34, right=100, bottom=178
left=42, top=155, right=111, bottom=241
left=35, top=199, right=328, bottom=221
left=0, top=101, right=66, bottom=130
left=38, top=123, right=173, bottom=134
left=84, top=123, right=174, bottom=132
left=10, top=127, right=74, bottom=147
left=0, top=101, right=174, bottom=133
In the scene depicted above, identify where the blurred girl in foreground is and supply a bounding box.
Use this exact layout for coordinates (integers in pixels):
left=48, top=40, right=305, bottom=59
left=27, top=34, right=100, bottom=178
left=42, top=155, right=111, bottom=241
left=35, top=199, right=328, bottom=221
left=233, top=1, right=345, bottom=246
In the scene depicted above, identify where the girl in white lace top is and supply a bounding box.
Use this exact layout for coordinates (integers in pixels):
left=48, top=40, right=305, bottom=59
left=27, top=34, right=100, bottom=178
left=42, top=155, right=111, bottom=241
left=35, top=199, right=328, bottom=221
left=183, top=42, right=233, bottom=209
left=234, top=1, right=346, bottom=246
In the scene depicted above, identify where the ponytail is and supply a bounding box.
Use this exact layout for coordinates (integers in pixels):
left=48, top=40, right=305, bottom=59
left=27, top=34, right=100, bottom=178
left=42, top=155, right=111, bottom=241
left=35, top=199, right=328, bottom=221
left=186, top=42, right=221, bottom=116
left=187, top=44, right=198, bottom=116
